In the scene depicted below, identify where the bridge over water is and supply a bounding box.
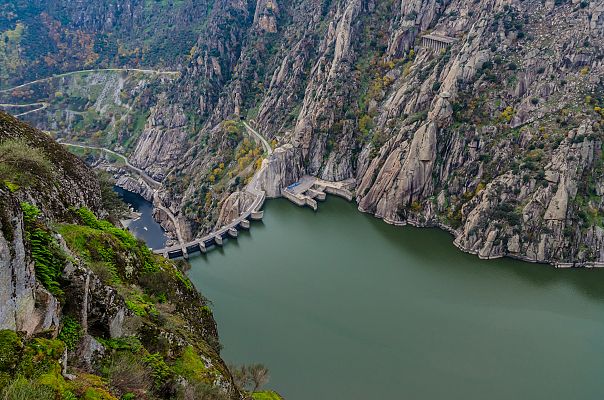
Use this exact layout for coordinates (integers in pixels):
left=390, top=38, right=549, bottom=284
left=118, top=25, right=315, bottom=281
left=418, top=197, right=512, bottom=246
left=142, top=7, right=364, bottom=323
left=152, top=120, right=273, bottom=259
left=63, top=123, right=354, bottom=260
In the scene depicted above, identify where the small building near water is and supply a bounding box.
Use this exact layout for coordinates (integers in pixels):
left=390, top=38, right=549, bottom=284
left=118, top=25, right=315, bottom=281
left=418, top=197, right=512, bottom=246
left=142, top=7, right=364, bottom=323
left=421, top=33, right=458, bottom=52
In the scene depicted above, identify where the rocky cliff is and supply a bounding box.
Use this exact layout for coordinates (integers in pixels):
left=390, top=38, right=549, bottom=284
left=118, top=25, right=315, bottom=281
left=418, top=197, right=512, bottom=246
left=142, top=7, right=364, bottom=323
left=129, top=0, right=602, bottom=267
left=2, top=0, right=603, bottom=266
left=0, top=112, right=243, bottom=399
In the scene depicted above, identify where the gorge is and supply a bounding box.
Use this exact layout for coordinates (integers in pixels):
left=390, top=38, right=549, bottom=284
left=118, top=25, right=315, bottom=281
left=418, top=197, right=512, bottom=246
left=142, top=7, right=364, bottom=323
left=1, top=0, right=604, bottom=398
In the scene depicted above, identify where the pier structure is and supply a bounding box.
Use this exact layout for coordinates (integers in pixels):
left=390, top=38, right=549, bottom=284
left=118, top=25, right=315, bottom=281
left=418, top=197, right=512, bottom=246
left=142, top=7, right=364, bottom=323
left=282, top=175, right=354, bottom=211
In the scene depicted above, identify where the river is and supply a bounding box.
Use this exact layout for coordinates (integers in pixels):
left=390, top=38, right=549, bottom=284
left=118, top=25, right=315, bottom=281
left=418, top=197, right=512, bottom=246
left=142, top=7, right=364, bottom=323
left=123, top=191, right=604, bottom=399
left=114, top=186, right=167, bottom=250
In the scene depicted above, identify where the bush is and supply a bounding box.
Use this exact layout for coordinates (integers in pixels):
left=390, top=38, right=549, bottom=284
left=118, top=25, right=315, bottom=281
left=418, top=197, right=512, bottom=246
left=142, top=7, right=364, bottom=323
left=142, top=353, right=171, bottom=387
left=105, top=352, right=152, bottom=396
left=58, top=316, right=83, bottom=351
left=1, top=376, right=55, bottom=400
left=0, top=331, right=23, bottom=372
left=0, top=139, right=52, bottom=188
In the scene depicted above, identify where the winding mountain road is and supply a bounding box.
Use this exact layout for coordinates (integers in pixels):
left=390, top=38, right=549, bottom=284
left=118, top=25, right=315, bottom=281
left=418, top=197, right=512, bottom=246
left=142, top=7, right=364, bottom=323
left=242, top=120, right=272, bottom=155
left=60, top=142, right=185, bottom=245
left=0, top=102, right=49, bottom=117
left=0, top=68, right=180, bottom=94
left=60, top=120, right=274, bottom=257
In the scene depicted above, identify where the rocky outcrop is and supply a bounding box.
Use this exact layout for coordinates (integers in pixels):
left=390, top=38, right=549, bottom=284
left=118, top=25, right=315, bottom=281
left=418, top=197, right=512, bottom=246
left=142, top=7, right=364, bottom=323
left=216, top=191, right=258, bottom=228
left=257, top=144, right=304, bottom=198
left=5, top=0, right=604, bottom=266
left=254, top=0, right=280, bottom=33
left=115, top=175, right=154, bottom=202
left=130, top=98, right=189, bottom=180
left=0, top=190, right=60, bottom=335
left=125, top=0, right=604, bottom=266
left=62, top=262, right=131, bottom=339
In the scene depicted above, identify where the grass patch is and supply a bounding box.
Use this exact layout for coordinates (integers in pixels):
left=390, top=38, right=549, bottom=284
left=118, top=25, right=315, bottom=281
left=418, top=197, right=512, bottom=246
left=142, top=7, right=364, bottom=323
left=252, top=390, right=284, bottom=400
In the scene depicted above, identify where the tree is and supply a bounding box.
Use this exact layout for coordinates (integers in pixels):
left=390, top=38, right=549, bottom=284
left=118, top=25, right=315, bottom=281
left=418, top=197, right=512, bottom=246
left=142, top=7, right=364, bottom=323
left=248, top=364, right=269, bottom=393
left=97, top=171, right=129, bottom=218
left=229, top=363, right=270, bottom=397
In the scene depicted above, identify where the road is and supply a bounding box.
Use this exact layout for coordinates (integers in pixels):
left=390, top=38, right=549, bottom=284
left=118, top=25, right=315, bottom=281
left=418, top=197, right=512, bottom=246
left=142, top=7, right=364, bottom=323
left=60, top=142, right=185, bottom=246
left=0, top=102, right=49, bottom=117
left=156, top=122, right=273, bottom=256
left=60, top=142, right=159, bottom=188
left=60, top=122, right=274, bottom=256
left=243, top=120, right=272, bottom=155
left=0, top=68, right=180, bottom=94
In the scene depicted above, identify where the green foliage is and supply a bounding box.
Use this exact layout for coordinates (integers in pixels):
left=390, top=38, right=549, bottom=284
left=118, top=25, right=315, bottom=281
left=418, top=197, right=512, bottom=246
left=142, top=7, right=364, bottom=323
left=125, top=293, right=158, bottom=317
left=142, top=353, right=171, bottom=387
left=63, top=207, right=159, bottom=278
left=173, top=267, right=193, bottom=290
left=0, top=139, right=52, bottom=188
left=358, top=114, right=373, bottom=139
left=252, top=391, right=284, bottom=400
left=76, top=208, right=133, bottom=244
left=172, top=346, right=207, bottom=382
left=20, top=202, right=66, bottom=298
left=13, top=337, right=65, bottom=382
left=3, top=180, right=19, bottom=192
left=58, top=316, right=83, bottom=351
left=1, top=376, right=55, bottom=400
left=96, top=337, right=143, bottom=353
left=0, top=330, right=23, bottom=373
left=20, top=201, right=40, bottom=222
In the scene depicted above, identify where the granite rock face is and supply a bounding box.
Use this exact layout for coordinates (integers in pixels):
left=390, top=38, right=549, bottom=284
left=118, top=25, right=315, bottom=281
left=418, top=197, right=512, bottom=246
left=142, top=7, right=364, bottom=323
left=138, top=0, right=601, bottom=266
left=0, top=189, right=60, bottom=335
left=4, top=0, right=604, bottom=266
left=257, top=144, right=305, bottom=198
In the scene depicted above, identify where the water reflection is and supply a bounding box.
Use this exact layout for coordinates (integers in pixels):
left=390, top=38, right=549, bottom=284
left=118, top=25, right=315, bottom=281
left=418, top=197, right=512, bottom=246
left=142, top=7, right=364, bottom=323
left=114, top=186, right=167, bottom=250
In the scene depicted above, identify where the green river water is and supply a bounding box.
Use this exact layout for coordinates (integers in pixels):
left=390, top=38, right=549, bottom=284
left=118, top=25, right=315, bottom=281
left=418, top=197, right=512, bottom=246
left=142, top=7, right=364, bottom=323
left=184, top=197, right=604, bottom=400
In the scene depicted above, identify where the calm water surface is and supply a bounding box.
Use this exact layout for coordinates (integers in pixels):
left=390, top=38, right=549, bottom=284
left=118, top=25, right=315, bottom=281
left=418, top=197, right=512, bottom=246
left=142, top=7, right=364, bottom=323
left=184, top=197, right=604, bottom=400
left=114, top=186, right=167, bottom=250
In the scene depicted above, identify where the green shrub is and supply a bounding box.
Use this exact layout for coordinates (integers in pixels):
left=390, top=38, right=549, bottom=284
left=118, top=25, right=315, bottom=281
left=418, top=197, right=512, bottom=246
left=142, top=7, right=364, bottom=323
left=142, top=353, right=171, bottom=387
left=74, top=207, right=158, bottom=273
left=0, top=330, right=23, bottom=372
left=58, top=316, right=83, bottom=351
left=1, top=376, right=55, bottom=400
left=16, top=338, right=65, bottom=378
left=125, top=293, right=157, bottom=317
left=172, top=346, right=207, bottom=382
left=20, top=202, right=66, bottom=298
left=0, top=139, right=52, bottom=188
left=252, top=391, right=284, bottom=400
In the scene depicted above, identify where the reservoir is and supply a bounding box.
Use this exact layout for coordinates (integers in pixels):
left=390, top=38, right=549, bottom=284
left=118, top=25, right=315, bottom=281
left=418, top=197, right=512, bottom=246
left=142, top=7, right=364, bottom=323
left=186, top=198, right=604, bottom=400
left=123, top=190, right=604, bottom=399
left=114, top=186, right=167, bottom=250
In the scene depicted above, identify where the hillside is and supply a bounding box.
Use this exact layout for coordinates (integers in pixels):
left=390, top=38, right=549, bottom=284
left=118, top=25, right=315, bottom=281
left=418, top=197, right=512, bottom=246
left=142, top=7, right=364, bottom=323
left=0, top=0, right=211, bottom=87
left=0, top=111, right=244, bottom=400
left=137, top=0, right=604, bottom=266
left=1, top=0, right=603, bottom=266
